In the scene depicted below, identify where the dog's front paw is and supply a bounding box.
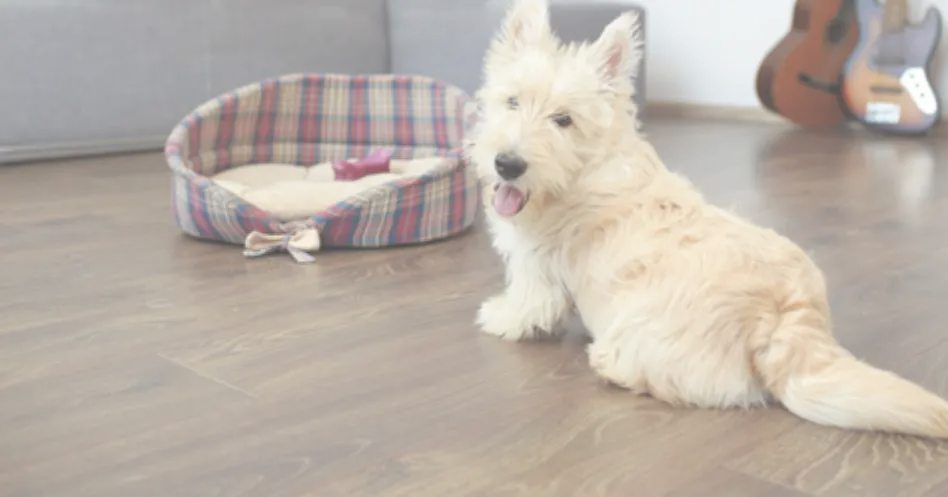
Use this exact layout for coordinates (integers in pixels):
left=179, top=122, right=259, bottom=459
left=477, top=295, right=529, bottom=341
left=476, top=294, right=545, bottom=341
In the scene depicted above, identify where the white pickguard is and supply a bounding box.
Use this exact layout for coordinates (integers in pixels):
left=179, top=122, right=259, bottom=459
left=899, top=67, right=939, bottom=115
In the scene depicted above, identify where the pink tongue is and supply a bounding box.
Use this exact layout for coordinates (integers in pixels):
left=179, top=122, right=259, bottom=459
left=493, top=184, right=525, bottom=217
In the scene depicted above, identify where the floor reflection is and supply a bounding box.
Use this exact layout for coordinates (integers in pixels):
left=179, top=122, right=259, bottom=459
left=861, top=139, right=935, bottom=224
left=753, top=128, right=937, bottom=233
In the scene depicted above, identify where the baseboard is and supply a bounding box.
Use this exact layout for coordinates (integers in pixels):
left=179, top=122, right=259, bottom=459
left=0, top=135, right=166, bottom=165
left=645, top=100, right=787, bottom=125
left=645, top=100, right=948, bottom=136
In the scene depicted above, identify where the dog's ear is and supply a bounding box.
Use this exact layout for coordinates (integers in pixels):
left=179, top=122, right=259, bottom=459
left=499, top=0, right=552, bottom=51
left=592, top=12, right=644, bottom=84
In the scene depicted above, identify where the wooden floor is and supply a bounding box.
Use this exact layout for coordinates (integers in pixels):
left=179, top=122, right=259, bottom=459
left=3, top=118, right=948, bottom=497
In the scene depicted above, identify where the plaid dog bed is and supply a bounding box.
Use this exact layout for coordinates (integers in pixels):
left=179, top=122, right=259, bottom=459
left=164, top=73, right=479, bottom=262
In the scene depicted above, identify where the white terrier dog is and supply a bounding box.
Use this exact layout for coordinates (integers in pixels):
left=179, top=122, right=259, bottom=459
left=466, top=0, right=948, bottom=438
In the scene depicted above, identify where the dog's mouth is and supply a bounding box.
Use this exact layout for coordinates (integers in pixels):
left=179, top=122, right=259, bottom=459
left=492, top=182, right=530, bottom=217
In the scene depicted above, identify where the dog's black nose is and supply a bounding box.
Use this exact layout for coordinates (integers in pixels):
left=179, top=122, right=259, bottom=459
left=494, top=153, right=528, bottom=180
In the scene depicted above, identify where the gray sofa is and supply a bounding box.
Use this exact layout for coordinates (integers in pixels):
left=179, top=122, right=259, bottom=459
left=0, top=0, right=645, bottom=163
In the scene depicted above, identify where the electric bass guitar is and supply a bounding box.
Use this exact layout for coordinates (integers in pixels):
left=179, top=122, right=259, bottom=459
left=756, top=0, right=860, bottom=128
left=840, top=0, right=942, bottom=135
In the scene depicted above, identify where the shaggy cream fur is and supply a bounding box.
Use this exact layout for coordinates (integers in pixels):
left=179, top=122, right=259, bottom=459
left=467, top=0, right=948, bottom=438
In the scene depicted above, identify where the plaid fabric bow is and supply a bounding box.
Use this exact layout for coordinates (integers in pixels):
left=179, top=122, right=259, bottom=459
left=243, top=225, right=321, bottom=263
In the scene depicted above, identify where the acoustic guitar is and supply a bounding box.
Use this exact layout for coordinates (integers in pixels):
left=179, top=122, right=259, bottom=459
left=756, top=0, right=860, bottom=128
left=840, top=0, right=942, bottom=135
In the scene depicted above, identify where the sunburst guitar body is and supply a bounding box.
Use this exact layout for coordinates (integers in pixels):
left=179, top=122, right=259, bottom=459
left=840, top=0, right=942, bottom=135
left=756, top=0, right=860, bottom=128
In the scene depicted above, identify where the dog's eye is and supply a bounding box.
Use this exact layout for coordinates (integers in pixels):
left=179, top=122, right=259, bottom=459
left=552, top=114, right=573, bottom=128
left=506, top=96, right=519, bottom=109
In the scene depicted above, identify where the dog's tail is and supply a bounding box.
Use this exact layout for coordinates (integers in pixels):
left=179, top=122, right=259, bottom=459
left=755, top=311, right=948, bottom=439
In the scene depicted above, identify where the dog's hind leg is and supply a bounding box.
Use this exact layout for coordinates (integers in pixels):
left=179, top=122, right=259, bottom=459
left=587, top=340, right=651, bottom=396
left=476, top=253, right=570, bottom=341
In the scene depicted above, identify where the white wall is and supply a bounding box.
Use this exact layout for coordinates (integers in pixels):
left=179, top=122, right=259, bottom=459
left=630, top=0, right=948, bottom=108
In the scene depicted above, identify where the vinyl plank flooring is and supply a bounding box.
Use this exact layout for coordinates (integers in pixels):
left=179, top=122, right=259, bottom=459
left=3, top=119, right=948, bottom=496
left=723, top=428, right=948, bottom=497
left=665, top=468, right=812, bottom=497
left=319, top=403, right=805, bottom=496
left=0, top=355, right=259, bottom=496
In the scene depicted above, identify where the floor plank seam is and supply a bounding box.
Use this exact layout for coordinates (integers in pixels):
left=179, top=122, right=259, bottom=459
left=156, top=352, right=261, bottom=400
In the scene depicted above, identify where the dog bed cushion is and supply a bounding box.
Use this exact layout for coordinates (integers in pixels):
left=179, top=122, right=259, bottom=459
left=211, top=152, right=447, bottom=222
left=163, top=73, right=479, bottom=262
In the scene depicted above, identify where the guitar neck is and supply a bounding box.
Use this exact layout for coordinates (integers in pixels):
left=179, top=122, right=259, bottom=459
left=883, top=0, right=909, bottom=32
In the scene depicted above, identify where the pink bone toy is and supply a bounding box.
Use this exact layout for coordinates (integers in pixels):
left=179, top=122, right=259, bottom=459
left=331, top=148, right=394, bottom=181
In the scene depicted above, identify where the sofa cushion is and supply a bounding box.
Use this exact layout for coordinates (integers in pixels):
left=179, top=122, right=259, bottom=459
left=0, top=0, right=391, bottom=163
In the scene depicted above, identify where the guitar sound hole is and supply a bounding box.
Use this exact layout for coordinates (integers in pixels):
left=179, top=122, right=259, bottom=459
left=825, top=20, right=846, bottom=44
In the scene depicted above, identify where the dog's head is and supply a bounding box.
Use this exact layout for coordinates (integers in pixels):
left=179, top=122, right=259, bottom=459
left=468, top=0, right=643, bottom=219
